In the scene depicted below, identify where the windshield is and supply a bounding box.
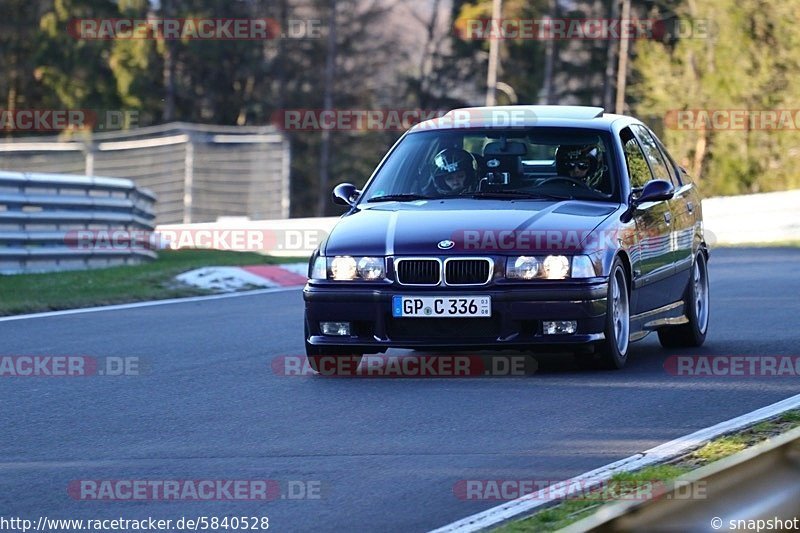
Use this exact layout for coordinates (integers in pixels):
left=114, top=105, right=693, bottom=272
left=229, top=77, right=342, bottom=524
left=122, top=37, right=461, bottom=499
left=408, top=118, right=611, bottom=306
left=360, top=127, right=618, bottom=203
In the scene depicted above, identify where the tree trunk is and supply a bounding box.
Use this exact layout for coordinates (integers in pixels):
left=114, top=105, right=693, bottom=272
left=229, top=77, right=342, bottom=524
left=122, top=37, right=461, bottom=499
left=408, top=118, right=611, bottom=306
left=317, top=0, right=337, bottom=217
left=485, top=0, right=502, bottom=106
left=603, top=0, right=620, bottom=110
left=161, top=0, right=177, bottom=122
left=275, top=0, right=289, bottom=113
left=614, top=0, right=630, bottom=113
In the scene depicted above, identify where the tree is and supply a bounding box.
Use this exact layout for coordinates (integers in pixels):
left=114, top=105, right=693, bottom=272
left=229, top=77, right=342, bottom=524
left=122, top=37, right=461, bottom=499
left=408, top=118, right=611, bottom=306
left=632, top=0, right=800, bottom=194
left=36, top=0, right=122, bottom=110
left=0, top=0, right=50, bottom=121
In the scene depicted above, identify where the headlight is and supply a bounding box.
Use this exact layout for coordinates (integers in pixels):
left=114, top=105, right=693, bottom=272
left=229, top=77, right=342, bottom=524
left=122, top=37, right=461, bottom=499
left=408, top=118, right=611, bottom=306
left=321, top=256, right=386, bottom=281
left=506, top=255, right=593, bottom=280
left=570, top=255, right=596, bottom=278
left=506, top=256, right=540, bottom=280
left=310, top=255, right=327, bottom=279
left=357, top=257, right=385, bottom=280
left=331, top=256, right=358, bottom=280
left=543, top=255, right=570, bottom=279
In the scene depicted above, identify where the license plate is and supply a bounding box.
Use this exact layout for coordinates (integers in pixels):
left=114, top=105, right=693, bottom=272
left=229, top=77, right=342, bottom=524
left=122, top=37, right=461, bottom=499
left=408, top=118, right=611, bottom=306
left=392, top=296, right=491, bottom=318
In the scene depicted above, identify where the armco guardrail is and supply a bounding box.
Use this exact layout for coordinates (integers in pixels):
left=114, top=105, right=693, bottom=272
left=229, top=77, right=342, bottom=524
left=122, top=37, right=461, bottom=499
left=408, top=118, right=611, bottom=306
left=0, top=123, right=290, bottom=224
left=0, top=171, right=157, bottom=274
left=560, top=425, right=800, bottom=532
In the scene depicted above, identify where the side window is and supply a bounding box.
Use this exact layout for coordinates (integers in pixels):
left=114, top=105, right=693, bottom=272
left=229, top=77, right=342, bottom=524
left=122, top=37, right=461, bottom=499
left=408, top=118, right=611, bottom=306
left=620, top=128, right=652, bottom=188
left=651, top=133, right=683, bottom=186
left=632, top=125, right=672, bottom=183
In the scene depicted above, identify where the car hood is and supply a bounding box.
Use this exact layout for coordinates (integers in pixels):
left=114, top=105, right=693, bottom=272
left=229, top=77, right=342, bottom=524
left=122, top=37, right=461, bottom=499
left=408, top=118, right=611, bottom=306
left=323, top=199, right=619, bottom=256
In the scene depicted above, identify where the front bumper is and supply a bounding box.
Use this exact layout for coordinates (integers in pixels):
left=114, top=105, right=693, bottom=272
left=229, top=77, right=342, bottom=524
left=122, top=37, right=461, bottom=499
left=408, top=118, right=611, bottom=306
left=304, top=281, right=608, bottom=352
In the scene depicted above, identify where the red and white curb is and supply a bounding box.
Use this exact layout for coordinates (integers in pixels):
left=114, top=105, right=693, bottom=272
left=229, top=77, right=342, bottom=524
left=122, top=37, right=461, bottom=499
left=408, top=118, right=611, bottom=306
left=176, top=264, right=308, bottom=292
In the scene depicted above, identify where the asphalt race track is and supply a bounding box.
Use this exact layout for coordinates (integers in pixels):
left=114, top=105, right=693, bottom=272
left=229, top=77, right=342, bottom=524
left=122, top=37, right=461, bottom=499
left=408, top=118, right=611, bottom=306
left=2, top=248, right=799, bottom=532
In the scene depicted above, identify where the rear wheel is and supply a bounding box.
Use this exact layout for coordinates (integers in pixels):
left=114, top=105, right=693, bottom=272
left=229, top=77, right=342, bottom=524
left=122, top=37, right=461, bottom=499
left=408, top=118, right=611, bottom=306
left=658, top=251, right=709, bottom=348
left=597, top=259, right=630, bottom=369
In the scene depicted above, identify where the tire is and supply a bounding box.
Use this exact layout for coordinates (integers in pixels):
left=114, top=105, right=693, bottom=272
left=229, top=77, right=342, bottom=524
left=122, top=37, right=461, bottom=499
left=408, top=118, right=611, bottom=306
left=658, top=251, right=709, bottom=348
left=597, top=258, right=631, bottom=370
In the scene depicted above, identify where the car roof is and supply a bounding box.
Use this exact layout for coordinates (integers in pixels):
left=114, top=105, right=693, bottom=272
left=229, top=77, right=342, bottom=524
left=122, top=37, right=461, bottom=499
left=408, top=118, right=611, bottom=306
left=408, top=105, right=641, bottom=133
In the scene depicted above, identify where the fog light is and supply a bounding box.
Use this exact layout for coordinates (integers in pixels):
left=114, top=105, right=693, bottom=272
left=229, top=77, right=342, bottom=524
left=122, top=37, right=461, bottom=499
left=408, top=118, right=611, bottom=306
left=543, top=320, right=577, bottom=335
left=321, top=322, right=351, bottom=336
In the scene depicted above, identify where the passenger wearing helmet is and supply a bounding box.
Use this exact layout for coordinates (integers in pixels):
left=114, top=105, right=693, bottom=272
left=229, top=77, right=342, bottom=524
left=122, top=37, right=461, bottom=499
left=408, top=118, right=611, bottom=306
left=425, top=148, right=477, bottom=195
left=554, top=144, right=607, bottom=191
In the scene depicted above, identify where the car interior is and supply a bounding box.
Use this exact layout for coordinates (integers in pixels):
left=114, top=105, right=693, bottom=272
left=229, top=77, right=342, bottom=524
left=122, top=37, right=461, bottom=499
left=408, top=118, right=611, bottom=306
left=435, top=133, right=614, bottom=198
left=363, top=129, right=616, bottom=202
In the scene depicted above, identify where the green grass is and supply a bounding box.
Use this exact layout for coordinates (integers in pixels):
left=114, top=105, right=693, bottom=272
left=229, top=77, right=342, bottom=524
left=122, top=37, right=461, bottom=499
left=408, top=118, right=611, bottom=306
left=688, top=436, right=748, bottom=463
left=498, top=500, right=601, bottom=532
left=608, top=464, right=690, bottom=483
left=778, top=410, right=800, bottom=424
left=496, top=409, right=800, bottom=532
left=0, top=250, right=304, bottom=316
left=496, top=465, right=690, bottom=533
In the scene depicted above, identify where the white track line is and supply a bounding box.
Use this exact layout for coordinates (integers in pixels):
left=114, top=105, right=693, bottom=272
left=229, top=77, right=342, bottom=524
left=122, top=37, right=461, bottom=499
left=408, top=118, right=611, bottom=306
left=430, top=392, right=800, bottom=532
left=0, top=286, right=302, bottom=322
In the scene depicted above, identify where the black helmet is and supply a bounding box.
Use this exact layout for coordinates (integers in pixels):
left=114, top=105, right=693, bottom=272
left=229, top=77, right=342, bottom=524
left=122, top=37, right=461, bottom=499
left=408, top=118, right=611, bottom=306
left=555, top=144, right=605, bottom=188
left=430, top=148, right=477, bottom=194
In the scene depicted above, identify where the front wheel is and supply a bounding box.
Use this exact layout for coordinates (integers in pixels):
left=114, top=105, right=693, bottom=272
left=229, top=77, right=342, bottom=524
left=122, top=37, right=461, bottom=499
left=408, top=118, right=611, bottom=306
left=658, top=251, right=709, bottom=348
left=597, top=259, right=631, bottom=369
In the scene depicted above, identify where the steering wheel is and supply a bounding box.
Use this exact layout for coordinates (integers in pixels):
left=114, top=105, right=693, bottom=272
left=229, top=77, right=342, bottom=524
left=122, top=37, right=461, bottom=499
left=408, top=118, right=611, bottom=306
left=538, top=176, right=593, bottom=190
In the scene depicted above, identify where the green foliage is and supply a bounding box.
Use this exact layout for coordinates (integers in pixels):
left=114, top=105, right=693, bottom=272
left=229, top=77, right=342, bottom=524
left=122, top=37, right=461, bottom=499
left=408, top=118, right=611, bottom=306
left=3, top=0, right=798, bottom=216
left=632, top=0, right=800, bottom=195
left=37, top=0, right=122, bottom=109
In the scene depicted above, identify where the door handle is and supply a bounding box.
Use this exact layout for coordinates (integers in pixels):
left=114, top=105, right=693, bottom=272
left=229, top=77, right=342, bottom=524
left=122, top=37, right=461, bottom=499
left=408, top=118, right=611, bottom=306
left=664, top=212, right=671, bottom=224
left=687, top=201, right=694, bottom=213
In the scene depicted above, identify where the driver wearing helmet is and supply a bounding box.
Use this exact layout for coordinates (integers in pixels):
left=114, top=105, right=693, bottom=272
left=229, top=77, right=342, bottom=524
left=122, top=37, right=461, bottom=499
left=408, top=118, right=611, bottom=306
left=425, top=148, right=478, bottom=195
left=554, top=144, right=607, bottom=191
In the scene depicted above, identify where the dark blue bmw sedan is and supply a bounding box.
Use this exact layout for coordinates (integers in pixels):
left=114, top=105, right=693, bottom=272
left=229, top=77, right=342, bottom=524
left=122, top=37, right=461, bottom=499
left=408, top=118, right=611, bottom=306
left=304, top=105, right=709, bottom=371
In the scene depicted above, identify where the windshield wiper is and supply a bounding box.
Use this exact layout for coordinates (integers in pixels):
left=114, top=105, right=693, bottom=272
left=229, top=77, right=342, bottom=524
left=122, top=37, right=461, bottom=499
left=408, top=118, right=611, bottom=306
left=366, top=193, right=432, bottom=203
left=470, top=190, right=572, bottom=201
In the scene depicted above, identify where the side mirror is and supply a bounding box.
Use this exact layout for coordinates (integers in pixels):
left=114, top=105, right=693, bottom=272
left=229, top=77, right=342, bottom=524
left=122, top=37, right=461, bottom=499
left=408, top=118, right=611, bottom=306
left=332, top=183, right=360, bottom=206
left=632, top=179, right=674, bottom=206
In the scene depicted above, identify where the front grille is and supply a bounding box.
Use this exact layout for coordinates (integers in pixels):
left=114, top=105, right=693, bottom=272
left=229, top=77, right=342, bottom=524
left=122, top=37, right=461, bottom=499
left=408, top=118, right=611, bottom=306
left=396, top=259, right=440, bottom=285
left=387, top=317, right=501, bottom=340
left=445, top=258, right=492, bottom=285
